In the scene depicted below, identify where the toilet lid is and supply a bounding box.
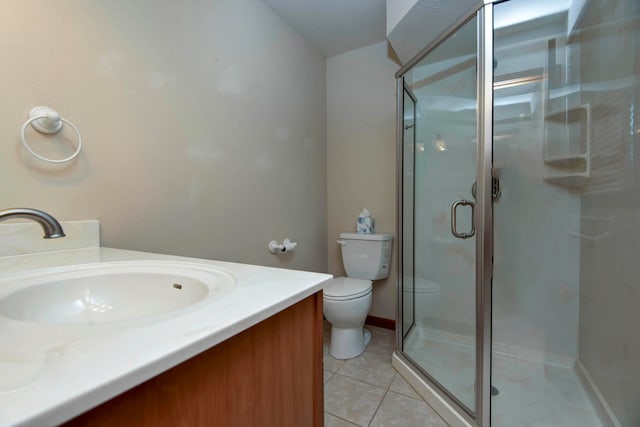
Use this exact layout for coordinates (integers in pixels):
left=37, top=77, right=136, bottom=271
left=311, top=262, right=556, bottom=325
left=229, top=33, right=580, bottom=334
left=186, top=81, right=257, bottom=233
left=323, top=277, right=372, bottom=300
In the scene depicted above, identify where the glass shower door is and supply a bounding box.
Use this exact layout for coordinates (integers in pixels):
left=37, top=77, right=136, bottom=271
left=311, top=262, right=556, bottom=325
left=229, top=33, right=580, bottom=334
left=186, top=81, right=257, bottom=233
left=491, top=0, right=640, bottom=425
left=400, top=15, right=479, bottom=414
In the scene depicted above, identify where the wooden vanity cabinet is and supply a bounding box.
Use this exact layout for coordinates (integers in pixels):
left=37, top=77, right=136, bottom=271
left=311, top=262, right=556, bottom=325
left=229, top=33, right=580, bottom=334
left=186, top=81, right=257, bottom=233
left=64, top=292, right=324, bottom=427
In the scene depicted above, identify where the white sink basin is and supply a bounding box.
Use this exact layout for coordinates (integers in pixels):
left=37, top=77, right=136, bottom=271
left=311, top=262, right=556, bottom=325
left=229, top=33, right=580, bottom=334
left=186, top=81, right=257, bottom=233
left=0, top=261, right=236, bottom=324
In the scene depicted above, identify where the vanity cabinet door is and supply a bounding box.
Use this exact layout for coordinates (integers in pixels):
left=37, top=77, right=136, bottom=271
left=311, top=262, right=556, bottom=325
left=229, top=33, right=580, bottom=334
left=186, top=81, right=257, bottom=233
left=64, top=292, right=324, bottom=427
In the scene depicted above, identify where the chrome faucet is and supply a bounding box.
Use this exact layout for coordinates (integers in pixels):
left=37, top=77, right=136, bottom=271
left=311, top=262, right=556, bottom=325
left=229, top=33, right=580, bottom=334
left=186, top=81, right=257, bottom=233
left=0, top=208, right=65, bottom=238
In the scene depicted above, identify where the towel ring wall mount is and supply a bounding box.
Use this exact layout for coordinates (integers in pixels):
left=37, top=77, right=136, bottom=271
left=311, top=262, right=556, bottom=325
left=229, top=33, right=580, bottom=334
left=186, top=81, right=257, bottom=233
left=20, top=106, right=83, bottom=163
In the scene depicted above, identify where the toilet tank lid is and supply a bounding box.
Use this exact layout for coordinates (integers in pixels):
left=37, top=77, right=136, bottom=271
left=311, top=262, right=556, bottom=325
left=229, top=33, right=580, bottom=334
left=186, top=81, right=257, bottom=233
left=339, top=232, right=393, bottom=241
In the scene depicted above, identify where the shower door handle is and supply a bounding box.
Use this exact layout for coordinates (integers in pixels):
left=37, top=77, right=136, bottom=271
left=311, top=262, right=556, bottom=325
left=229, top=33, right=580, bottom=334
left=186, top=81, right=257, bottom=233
left=451, top=200, right=475, bottom=239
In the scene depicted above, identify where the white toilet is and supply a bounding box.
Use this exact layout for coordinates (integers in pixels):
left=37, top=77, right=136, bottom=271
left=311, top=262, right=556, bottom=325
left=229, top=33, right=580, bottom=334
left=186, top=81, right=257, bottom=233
left=323, top=232, right=393, bottom=359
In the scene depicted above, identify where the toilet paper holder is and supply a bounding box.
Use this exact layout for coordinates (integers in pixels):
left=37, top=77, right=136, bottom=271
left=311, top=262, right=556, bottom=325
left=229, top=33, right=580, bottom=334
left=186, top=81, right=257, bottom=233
left=268, top=238, right=298, bottom=254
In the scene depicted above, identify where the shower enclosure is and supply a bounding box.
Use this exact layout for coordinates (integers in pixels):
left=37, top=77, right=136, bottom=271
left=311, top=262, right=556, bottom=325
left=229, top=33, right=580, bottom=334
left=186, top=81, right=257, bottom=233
left=394, top=0, right=639, bottom=426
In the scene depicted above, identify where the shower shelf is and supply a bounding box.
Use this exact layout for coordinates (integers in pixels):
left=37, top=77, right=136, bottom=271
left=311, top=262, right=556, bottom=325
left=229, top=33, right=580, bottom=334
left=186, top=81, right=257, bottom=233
left=544, top=153, right=588, bottom=166
left=543, top=173, right=590, bottom=187
left=543, top=103, right=591, bottom=187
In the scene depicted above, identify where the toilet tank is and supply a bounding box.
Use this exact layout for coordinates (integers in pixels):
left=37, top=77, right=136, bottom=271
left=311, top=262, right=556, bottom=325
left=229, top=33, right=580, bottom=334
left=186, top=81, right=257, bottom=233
left=339, top=232, right=393, bottom=280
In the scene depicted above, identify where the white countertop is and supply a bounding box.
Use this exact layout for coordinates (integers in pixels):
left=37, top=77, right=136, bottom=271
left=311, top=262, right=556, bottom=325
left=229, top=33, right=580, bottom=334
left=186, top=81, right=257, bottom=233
left=0, top=247, right=332, bottom=426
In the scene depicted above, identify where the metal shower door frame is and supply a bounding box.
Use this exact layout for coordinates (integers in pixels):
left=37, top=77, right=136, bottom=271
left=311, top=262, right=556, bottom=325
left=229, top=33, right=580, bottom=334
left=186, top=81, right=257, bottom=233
left=394, top=2, right=496, bottom=426
left=401, top=82, right=418, bottom=341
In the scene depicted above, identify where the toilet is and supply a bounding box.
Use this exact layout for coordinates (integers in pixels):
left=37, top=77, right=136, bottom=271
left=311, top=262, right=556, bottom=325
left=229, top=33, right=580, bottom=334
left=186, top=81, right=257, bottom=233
left=323, top=232, right=393, bottom=359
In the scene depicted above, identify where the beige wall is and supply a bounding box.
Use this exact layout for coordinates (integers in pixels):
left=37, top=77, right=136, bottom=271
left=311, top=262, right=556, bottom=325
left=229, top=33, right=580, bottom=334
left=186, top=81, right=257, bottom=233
left=0, top=0, right=327, bottom=272
left=326, top=42, right=398, bottom=320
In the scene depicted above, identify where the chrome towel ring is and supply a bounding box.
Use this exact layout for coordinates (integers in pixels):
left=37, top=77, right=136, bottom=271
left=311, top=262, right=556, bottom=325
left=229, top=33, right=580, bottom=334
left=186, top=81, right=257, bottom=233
left=20, top=106, right=82, bottom=163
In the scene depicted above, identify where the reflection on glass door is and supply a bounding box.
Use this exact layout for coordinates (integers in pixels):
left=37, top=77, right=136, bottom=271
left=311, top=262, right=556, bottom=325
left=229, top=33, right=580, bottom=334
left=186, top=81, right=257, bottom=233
left=400, top=15, right=479, bottom=414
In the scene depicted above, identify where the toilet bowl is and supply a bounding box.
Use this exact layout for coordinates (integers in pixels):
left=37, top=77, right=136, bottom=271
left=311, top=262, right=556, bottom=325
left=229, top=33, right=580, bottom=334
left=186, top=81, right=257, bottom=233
left=323, top=277, right=372, bottom=359
left=323, top=232, right=393, bottom=359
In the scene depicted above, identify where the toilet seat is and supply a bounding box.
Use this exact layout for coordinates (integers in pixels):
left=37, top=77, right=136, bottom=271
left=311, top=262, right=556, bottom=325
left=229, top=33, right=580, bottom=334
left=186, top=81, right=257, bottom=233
left=323, top=277, right=372, bottom=301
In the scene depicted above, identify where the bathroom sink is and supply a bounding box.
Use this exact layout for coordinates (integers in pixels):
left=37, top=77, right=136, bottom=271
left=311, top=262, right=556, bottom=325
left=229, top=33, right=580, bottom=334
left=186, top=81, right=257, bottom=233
left=0, top=261, right=236, bottom=324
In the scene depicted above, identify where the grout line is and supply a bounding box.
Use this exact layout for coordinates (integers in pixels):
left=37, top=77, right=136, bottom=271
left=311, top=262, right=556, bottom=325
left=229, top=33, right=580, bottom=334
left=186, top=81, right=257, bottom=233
left=334, top=369, right=395, bottom=391
left=365, top=372, right=397, bottom=426
left=367, top=386, right=390, bottom=426
left=324, top=369, right=335, bottom=385
left=388, top=373, right=428, bottom=402
left=323, top=340, right=398, bottom=426
left=389, top=372, right=398, bottom=390
left=330, top=373, right=388, bottom=393
left=323, top=337, right=451, bottom=426
left=326, top=372, right=391, bottom=426
left=325, top=412, right=362, bottom=427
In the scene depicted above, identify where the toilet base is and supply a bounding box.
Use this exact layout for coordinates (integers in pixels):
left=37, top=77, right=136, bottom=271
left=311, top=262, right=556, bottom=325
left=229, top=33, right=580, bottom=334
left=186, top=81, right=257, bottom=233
left=329, top=327, right=372, bottom=359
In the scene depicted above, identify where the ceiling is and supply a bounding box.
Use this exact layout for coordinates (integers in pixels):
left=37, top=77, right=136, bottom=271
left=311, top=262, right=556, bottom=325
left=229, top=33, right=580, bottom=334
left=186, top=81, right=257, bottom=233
left=261, top=0, right=480, bottom=62
left=261, top=0, right=387, bottom=57
left=262, top=0, right=577, bottom=62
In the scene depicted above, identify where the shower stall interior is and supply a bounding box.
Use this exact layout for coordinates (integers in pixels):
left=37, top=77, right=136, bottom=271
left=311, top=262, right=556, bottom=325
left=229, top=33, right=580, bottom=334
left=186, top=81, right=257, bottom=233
left=394, top=0, right=639, bottom=426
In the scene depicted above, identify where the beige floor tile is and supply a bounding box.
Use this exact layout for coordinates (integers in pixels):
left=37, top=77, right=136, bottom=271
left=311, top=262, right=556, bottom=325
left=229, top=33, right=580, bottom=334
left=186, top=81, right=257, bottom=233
left=324, top=412, right=361, bottom=427
left=324, top=345, right=347, bottom=372
left=338, top=349, right=397, bottom=389
left=389, top=373, right=422, bottom=400
left=324, top=374, right=386, bottom=426
left=370, top=391, right=448, bottom=427
left=367, top=325, right=396, bottom=338
left=324, top=369, right=335, bottom=384
left=365, top=327, right=396, bottom=357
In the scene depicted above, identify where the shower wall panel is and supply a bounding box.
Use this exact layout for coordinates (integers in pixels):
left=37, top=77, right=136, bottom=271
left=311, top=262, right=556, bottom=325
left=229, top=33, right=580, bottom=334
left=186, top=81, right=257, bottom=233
left=493, top=18, right=581, bottom=360
left=578, top=0, right=640, bottom=424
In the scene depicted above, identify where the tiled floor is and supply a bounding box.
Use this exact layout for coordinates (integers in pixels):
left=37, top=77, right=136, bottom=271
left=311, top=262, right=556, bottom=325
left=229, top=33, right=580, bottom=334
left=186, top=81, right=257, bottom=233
left=325, top=323, right=606, bottom=427
left=323, top=323, right=449, bottom=427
